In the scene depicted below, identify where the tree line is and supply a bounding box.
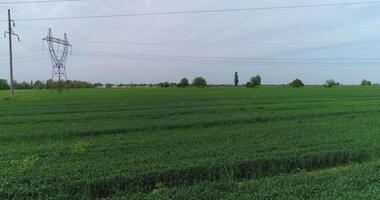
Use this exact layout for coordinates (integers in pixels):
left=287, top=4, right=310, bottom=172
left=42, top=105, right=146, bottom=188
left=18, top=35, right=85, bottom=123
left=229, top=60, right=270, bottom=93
left=0, top=74, right=374, bottom=91
left=0, top=79, right=101, bottom=90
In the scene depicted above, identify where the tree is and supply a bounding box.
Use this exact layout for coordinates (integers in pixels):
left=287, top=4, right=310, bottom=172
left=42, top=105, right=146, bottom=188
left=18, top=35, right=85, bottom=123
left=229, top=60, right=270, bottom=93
left=289, top=79, right=304, bottom=88
left=0, top=79, right=9, bottom=90
left=105, top=83, right=113, bottom=88
left=45, top=79, right=56, bottom=89
left=361, top=79, right=372, bottom=86
left=158, top=82, right=170, bottom=88
left=15, top=81, right=32, bottom=90
left=234, top=72, right=239, bottom=86
left=324, top=79, right=339, bottom=88
left=192, top=77, right=207, bottom=87
left=247, top=75, right=261, bottom=88
left=177, top=78, right=189, bottom=88
left=93, top=83, right=103, bottom=88
left=33, top=80, right=45, bottom=89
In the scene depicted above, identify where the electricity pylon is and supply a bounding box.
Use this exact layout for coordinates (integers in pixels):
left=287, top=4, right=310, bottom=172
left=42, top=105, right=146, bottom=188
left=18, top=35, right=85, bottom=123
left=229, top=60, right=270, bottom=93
left=42, top=28, right=71, bottom=93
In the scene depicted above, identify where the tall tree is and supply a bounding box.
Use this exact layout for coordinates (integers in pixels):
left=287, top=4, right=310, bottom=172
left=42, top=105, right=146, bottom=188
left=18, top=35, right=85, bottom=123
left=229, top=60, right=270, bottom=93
left=234, top=72, right=239, bottom=86
left=250, top=75, right=262, bottom=87
left=192, top=77, right=207, bottom=87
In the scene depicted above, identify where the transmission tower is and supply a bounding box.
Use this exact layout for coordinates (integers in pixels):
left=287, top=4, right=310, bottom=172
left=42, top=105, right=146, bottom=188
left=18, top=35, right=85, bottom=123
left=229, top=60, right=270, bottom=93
left=42, top=28, right=71, bottom=93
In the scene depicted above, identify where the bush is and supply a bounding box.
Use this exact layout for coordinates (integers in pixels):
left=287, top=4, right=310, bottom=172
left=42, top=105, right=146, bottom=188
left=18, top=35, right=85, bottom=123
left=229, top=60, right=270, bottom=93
left=245, top=82, right=251, bottom=88
left=177, top=78, right=189, bottom=88
left=324, top=79, right=340, bottom=88
left=289, top=79, right=304, bottom=88
left=192, top=77, right=207, bottom=87
left=361, top=79, right=372, bottom=86
left=105, top=83, right=113, bottom=88
left=247, top=75, right=261, bottom=88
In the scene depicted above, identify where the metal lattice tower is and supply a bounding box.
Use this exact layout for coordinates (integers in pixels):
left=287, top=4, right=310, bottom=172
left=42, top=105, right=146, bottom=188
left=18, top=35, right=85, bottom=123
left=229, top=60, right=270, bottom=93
left=42, top=28, right=71, bottom=92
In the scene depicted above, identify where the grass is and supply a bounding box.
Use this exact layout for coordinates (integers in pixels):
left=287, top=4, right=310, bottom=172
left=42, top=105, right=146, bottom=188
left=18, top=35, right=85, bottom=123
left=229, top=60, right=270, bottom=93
left=1, top=86, right=380, bottom=199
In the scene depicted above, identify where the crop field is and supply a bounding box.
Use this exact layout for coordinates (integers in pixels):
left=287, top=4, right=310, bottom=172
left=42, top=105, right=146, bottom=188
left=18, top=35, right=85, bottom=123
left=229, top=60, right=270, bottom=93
left=2, top=87, right=380, bottom=199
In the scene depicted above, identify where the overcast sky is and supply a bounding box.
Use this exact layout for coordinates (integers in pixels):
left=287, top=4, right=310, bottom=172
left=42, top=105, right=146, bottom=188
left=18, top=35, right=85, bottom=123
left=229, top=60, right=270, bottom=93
left=0, top=0, right=379, bottom=84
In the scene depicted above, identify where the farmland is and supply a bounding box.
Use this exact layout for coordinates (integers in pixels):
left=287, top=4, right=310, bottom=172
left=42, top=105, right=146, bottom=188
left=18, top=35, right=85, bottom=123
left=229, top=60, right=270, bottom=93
left=1, top=86, right=380, bottom=199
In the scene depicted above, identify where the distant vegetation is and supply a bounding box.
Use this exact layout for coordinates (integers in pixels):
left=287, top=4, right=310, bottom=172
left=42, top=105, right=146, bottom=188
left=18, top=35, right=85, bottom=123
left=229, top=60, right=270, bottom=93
left=289, top=79, right=304, bottom=88
left=324, top=79, right=340, bottom=88
left=158, top=82, right=171, bottom=88
left=234, top=72, right=239, bottom=86
left=0, top=75, right=376, bottom=91
left=0, top=79, right=97, bottom=90
left=246, top=75, right=262, bottom=88
left=177, top=78, right=189, bottom=88
left=192, top=77, right=207, bottom=87
left=0, top=79, right=10, bottom=90
left=361, top=79, right=372, bottom=86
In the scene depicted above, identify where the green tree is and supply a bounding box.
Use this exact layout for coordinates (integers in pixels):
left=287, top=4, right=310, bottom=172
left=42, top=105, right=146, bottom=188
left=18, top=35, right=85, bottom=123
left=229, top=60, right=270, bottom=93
left=289, top=79, right=304, bottom=88
left=105, top=83, right=113, bottom=88
left=248, top=75, right=261, bottom=88
left=0, top=79, right=9, bottom=90
left=45, top=79, right=56, bottom=89
left=234, top=72, right=239, bottom=86
left=158, top=82, right=170, bottom=88
left=93, top=83, right=103, bottom=88
left=324, top=79, right=339, bottom=88
left=177, top=78, right=189, bottom=88
left=15, top=81, right=32, bottom=90
left=361, top=79, right=372, bottom=86
left=33, top=80, right=45, bottom=89
left=192, top=77, right=207, bottom=87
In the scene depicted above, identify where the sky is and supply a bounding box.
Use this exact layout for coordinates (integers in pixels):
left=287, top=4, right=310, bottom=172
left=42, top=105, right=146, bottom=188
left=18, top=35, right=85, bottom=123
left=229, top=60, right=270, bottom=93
left=0, top=0, right=380, bottom=84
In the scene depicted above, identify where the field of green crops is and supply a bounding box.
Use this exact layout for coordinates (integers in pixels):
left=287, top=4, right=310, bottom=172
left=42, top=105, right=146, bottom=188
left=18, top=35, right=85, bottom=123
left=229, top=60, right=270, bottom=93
left=2, top=86, right=380, bottom=199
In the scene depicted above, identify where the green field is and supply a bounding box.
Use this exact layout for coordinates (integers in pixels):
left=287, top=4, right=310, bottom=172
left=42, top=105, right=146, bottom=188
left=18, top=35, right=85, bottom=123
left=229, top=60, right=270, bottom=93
left=2, top=87, right=380, bottom=199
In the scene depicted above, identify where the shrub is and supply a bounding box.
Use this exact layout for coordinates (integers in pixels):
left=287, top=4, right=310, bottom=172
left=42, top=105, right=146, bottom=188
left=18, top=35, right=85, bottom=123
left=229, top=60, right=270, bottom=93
left=105, top=83, right=113, bottom=88
left=245, top=82, right=251, bottom=88
left=324, top=79, right=340, bottom=88
left=361, top=79, right=372, bottom=86
left=289, top=79, right=304, bottom=88
left=177, top=78, right=189, bottom=88
left=192, top=77, right=207, bottom=87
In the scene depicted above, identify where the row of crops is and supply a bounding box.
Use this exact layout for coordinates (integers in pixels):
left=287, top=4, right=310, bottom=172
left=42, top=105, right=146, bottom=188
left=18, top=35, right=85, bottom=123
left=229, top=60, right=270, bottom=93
left=1, top=87, right=380, bottom=199
left=119, top=160, right=380, bottom=199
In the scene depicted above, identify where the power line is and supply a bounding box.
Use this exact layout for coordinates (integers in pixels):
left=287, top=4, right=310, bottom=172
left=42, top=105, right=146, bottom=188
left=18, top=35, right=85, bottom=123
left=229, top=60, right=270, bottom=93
left=73, top=50, right=380, bottom=61
left=8, top=1, right=380, bottom=21
left=0, top=0, right=79, bottom=4
left=71, top=54, right=380, bottom=67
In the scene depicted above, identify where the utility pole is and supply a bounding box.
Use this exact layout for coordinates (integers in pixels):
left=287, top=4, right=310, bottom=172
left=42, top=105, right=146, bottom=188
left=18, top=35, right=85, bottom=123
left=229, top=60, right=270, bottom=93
left=5, top=9, right=20, bottom=96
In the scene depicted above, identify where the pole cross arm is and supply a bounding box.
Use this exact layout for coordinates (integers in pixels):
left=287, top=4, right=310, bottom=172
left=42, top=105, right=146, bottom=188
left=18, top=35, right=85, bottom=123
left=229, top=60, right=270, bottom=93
left=4, top=31, right=20, bottom=41
left=43, top=37, right=71, bottom=46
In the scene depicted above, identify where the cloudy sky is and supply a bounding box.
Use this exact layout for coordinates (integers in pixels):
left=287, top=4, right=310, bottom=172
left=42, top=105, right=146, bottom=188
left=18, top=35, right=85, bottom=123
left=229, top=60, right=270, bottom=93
left=0, top=0, right=379, bottom=84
